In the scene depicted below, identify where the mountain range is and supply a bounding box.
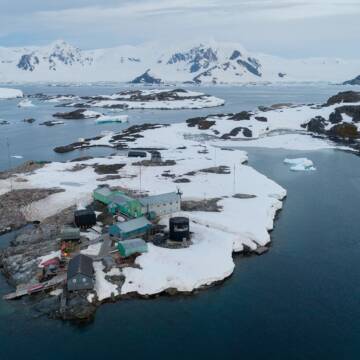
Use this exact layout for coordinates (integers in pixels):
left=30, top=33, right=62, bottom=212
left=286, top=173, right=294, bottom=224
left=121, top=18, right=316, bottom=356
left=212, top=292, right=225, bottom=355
left=0, top=40, right=359, bottom=84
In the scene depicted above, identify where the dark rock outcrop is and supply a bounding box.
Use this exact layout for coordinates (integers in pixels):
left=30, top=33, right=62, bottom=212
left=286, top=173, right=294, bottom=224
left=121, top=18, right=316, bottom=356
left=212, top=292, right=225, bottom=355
left=173, top=178, right=191, bottom=183
left=343, top=75, right=360, bottom=86
left=233, top=193, right=257, bottom=199
left=93, top=163, right=126, bottom=175
left=130, top=69, right=162, bottom=84
left=237, top=58, right=262, bottom=77
left=329, top=110, right=343, bottom=124
left=229, top=111, right=252, bottom=121
left=304, top=116, right=327, bottom=134
left=186, top=116, right=216, bottom=130
left=54, top=141, right=88, bottom=153
left=181, top=198, right=223, bottom=212
left=255, top=116, right=267, bottom=122
left=328, top=123, right=359, bottom=139
left=17, top=54, right=39, bottom=72
left=53, top=109, right=100, bottom=120
left=23, top=118, right=36, bottom=124
left=221, top=127, right=252, bottom=139
left=334, top=105, right=360, bottom=123
left=70, top=156, right=94, bottom=162
left=0, top=188, right=65, bottom=232
left=40, top=121, right=64, bottom=127
left=326, top=91, right=360, bottom=106
left=0, top=160, right=47, bottom=180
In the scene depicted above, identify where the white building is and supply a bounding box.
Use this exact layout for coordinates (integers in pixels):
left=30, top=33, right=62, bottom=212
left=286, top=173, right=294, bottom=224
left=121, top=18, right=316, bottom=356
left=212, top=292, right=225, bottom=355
left=139, top=192, right=181, bottom=217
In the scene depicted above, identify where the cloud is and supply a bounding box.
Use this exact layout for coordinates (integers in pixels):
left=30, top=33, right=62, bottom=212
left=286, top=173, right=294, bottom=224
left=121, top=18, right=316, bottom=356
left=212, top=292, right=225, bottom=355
left=29, top=0, right=360, bottom=24
left=0, top=0, right=359, bottom=58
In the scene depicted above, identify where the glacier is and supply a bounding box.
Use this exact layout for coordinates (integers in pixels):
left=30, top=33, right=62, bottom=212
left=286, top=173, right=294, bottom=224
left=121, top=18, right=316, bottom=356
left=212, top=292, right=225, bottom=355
left=0, top=40, right=360, bottom=84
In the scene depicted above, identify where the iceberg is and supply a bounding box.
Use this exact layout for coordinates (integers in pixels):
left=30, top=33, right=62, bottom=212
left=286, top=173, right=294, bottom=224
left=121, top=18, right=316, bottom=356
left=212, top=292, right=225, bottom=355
left=284, top=158, right=316, bottom=171
left=0, top=88, right=23, bottom=99
left=94, top=115, right=129, bottom=124
left=18, top=99, right=35, bottom=107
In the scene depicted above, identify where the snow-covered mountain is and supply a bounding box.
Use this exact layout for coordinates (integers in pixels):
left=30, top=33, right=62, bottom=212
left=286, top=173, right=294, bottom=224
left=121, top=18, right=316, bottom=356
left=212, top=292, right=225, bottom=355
left=0, top=40, right=359, bottom=84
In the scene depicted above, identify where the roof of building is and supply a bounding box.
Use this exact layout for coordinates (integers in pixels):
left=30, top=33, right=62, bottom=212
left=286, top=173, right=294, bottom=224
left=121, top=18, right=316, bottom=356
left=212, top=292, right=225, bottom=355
left=112, top=216, right=152, bottom=233
left=118, top=238, right=148, bottom=251
left=67, top=254, right=94, bottom=279
left=108, top=193, right=135, bottom=205
left=139, top=192, right=180, bottom=206
left=61, top=226, right=80, bottom=236
left=75, top=209, right=96, bottom=216
left=94, top=186, right=112, bottom=197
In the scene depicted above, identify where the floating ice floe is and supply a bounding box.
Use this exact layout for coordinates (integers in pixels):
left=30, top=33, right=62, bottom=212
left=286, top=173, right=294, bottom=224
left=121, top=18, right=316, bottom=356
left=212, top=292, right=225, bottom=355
left=0, top=87, right=23, bottom=99
left=284, top=157, right=316, bottom=171
left=94, top=115, right=129, bottom=124
left=18, top=99, right=35, bottom=107
left=82, top=110, right=102, bottom=118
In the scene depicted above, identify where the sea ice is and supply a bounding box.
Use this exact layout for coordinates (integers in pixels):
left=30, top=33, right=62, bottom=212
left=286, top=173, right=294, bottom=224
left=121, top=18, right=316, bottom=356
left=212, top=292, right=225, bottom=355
left=94, top=115, right=128, bottom=124
left=0, top=87, right=23, bottom=99
left=18, top=99, right=35, bottom=107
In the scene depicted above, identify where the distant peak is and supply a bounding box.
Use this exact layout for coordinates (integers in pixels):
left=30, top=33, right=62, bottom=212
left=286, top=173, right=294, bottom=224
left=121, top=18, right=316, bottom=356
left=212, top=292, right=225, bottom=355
left=49, top=39, right=77, bottom=50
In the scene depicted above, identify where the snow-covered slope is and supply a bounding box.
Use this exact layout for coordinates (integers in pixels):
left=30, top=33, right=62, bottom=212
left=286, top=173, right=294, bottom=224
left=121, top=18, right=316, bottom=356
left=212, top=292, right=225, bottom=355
left=0, top=40, right=359, bottom=84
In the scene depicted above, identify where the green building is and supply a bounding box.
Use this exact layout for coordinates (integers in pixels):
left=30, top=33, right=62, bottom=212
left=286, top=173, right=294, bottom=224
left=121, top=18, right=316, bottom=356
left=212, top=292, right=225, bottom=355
left=93, top=186, right=143, bottom=218
left=117, top=238, right=148, bottom=257
left=60, top=226, right=80, bottom=242
left=109, top=216, right=152, bottom=239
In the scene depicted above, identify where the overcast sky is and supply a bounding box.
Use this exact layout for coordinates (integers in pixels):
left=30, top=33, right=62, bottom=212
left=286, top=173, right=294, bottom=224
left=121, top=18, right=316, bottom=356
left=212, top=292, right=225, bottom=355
left=0, top=0, right=359, bottom=58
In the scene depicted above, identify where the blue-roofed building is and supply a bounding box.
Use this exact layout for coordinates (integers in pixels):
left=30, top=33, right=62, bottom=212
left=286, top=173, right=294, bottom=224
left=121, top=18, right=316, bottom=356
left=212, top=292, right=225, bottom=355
left=109, top=216, right=152, bottom=239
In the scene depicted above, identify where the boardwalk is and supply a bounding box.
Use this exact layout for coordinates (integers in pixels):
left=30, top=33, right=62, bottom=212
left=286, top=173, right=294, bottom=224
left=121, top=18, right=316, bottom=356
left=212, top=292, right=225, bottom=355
left=3, top=273, right=67, bottom=300
left=91, top=235, right=114, bottom=261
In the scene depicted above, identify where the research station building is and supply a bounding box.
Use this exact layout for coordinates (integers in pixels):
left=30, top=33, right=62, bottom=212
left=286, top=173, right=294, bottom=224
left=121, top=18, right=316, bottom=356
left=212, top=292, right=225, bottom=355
left=109, top=216, right=152, bottom=240
left=139, top=192, right=181, bottom=217
left=67, top=254, right=94, bottom=292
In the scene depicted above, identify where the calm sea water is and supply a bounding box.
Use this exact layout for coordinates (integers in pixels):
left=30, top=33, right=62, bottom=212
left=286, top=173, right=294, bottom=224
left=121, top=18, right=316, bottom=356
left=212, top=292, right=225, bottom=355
left=0, top=84, right=359, bottom=360
left=0, top=82, right=352, bottom=170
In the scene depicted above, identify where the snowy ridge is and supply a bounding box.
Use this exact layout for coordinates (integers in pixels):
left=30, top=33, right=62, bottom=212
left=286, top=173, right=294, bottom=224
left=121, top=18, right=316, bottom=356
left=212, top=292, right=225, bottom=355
left=0, top=40, right=360, bottom=83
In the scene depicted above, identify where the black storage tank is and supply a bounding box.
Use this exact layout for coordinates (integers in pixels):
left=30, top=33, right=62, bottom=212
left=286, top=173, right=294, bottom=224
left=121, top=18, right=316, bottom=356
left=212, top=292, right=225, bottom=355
left=151, top=151, right=162, bottom=162
left=74, top=209, right=97, bottom=228
left=169, top=217, right=190, bottom=242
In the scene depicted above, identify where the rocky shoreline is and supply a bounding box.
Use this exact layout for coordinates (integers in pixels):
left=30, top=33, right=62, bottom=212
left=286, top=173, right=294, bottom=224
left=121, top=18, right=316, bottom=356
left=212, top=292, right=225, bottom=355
left=8, top=91, right=356, bottom=322
left=51, top=91, right=360, bottom=156
left=30, top=88, right=225, bottom=110
left=0, top=189, right=279, bottom=322
left=0, top=137, right=285, bottom=322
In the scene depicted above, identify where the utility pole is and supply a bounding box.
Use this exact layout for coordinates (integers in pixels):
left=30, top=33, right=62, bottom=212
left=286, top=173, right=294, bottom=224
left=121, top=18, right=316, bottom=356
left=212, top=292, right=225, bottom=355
left=233, top=164, right=236, bottom=194
left=139, top=164, right=142, bottom=194
left=6, top=138, right=13, bottom=191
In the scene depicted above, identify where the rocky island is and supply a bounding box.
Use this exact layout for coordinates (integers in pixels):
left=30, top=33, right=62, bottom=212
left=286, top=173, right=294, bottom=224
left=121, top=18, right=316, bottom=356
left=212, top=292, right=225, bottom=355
left=32, top=88, right=225, bottom=110
left=0, top=109, right=286, bottom=320
left=1, top=89, right=358, bottom=322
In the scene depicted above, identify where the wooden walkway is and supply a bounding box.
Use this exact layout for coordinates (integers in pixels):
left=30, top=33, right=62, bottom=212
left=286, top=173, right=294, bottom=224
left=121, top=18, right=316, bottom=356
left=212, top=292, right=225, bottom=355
left=3, top=273, right=67, bottom=300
